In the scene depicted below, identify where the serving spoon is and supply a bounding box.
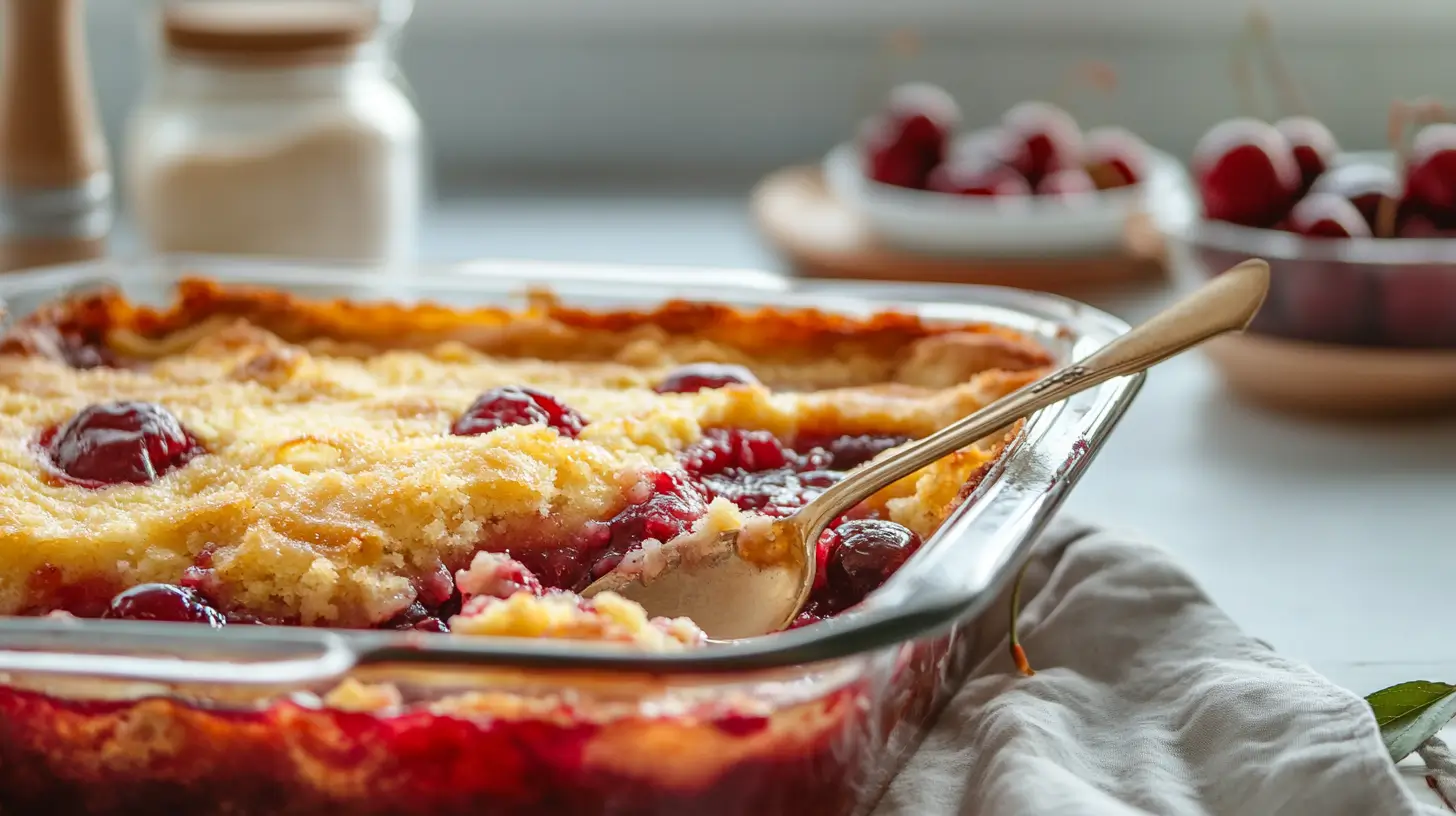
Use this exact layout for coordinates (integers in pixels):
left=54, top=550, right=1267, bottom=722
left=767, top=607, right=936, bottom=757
left=582, top=259, right=1270, bottom=640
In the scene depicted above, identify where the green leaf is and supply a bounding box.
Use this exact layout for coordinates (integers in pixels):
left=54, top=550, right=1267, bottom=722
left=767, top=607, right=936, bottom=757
left=1368, top=681, right=1456, bottom=727
left=1365, top=681, right=1456, bottom=762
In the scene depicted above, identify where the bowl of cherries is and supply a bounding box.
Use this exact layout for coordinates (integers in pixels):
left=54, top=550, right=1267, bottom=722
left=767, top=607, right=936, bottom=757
left=824, top=83, right=1174, bottom=257
left=1173, top=111, right=1456, bottom=416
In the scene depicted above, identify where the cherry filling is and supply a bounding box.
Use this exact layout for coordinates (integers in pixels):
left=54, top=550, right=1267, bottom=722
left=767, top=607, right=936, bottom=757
left=46, top=427, right=922, bottom=632
left=503, top=471, right=710, bottom=593
left=456, top=428, right=921, bottom=624
left=450, top=386, right=587, bottom=438
left=40, top=401, right=204, bottom=488
left=654, top=363, right=761, bottom=394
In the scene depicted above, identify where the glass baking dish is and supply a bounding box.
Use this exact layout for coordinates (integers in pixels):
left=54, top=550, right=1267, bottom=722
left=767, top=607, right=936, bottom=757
left=0, top=256, right=1141, bottom=816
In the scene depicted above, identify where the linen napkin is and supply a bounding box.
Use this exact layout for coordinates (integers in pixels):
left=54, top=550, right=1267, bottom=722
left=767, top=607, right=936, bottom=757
left=873, top=520, right=1439, bottom=816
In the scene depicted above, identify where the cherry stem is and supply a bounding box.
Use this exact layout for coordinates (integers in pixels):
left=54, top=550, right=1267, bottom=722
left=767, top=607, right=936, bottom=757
left=1230, top=27, right=1269, bottom=121
left=1377, top=101, right=1410, bottom=239
left=1008, top=557, right=1035, bottom=677
left=1050, top=60, right=1119, bottom=120
left=1246, top=7, right=1312, bottom=119
left=856, top=27, right=922, bottom=122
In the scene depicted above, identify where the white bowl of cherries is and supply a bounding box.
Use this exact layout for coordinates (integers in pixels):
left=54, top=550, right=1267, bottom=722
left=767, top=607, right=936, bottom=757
left=824, top=83, right=1168, bottom=257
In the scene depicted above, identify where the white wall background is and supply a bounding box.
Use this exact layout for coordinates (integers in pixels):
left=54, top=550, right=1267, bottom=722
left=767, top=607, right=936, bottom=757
left=72, top=1, right=1456, bottom=193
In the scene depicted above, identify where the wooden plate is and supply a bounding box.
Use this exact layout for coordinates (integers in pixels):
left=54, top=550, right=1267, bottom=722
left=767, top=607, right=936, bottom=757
left=1205, top=333, right=1456, bottom=419
left=750, top=166, right=1169, bottom=297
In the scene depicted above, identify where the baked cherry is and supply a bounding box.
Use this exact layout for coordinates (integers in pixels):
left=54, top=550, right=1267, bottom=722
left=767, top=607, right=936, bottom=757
left=681, top=429, right=791, bottom=476
left=1193, top=118, right=1301, bottom=227
left=1274, top=116, right=1339, bottom=193
left=823, top=519, right=922, bottom=612
left=43, top=401, right=203, bottom=487
left=1309, top=163, right=1399, bottom=230
left=104, top=583, right=226, bottom=627
left=926, top=160, right=1031, bottom=197
left=654, top=363, right=760, bottom=394
left=451, top=386, right=586, bottom=438
left=597, top=472, right=709, bottom=583
left=1035, top=168, right=1097, bottom=199
left=798, top=432, right=912, bottom=469
left=1081, top=126, right=1147, bottom=189
left=1287, top=193, right=1372, bottom=238
left=1000, top=101, right=1082, bottom=185
left=1404, top=123, right=1456, bottom=218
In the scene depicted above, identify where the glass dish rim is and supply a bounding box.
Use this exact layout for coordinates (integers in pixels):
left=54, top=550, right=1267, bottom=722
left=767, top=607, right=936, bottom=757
left=0, top=254, right=1142, bottom=683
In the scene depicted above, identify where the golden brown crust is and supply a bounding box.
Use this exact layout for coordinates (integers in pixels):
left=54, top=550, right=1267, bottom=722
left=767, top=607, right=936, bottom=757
left=5, top=277, right=1052, bottom=387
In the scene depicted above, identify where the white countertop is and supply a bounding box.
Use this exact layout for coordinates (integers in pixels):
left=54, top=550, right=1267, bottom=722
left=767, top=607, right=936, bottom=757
left=113, top=193, right=1456, bottom=697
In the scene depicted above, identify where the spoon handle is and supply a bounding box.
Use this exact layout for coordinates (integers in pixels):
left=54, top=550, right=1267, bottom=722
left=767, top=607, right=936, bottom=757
left=795, top=259, right=1270, bottom=536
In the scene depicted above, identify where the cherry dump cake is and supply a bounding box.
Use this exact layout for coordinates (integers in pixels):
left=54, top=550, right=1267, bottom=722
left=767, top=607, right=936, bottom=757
left=0, top=279, right=1050, bottom=638
left=0, top=278, right=1055, bottom=815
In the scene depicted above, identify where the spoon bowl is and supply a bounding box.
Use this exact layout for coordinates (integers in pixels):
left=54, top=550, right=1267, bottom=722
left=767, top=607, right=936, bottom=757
left=583, top=259, right=1272, bottom=639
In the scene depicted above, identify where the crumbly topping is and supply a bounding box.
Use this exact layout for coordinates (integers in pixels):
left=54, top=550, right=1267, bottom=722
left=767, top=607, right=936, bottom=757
left=451, top=591, right=706, bottom=650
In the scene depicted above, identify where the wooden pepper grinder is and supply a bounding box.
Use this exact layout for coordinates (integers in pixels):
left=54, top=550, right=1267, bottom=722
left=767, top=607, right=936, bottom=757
left=0, top=0, right=110, bottom=272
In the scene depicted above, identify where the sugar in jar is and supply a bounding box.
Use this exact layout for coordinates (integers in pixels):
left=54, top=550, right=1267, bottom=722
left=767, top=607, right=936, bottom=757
left=126, top=0, right=421, bottom=263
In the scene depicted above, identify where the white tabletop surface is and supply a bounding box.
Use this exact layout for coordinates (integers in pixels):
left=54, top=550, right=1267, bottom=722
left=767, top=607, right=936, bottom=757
left=111, top=191, right=1456, bottom=699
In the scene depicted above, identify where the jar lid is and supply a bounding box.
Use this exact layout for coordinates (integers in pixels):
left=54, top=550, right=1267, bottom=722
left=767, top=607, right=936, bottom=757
left=162, top=1, right=377, bottom=64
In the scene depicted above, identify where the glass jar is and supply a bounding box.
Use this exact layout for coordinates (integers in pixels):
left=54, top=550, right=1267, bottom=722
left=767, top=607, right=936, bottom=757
left=125, top=0, right=421, bottom=264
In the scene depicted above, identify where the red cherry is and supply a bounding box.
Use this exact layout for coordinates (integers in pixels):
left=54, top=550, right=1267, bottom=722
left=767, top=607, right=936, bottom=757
left=860, top=83, right=960, bottom=190
left=596, top=471, right=709, bottom=587
left=823, top=520, right=922, bottom=613
left=1193, top=118, right=1301, bottom=227
left=1035, top=168, right=1098, bottom=199
left=862, top=118, right=935, bottom=189
left=1395, top=211, right=1456, bottom=238
left=1404, top=123, right=1456, bottom=217
left=881, top=83, right=961, bottom=161
left=1000, top=101, right=1082, bottom=185
left=104, top=584, right=226, bottom=627
left=450, top=386, right=586, bottom=438
left=43, top=401, right=203, bottom=488
left=654, top=363, right=760, bottom=394
left=926, top=160, right=1031, bottom=197
left=680, top=429, right=791, bottom=476
left=1287, top=193, right=1372, bottom=238
left=1309, top=163, right=1399, bottom=230
left=1274, top=116, right=1339, bottom=193
left=1081, top=126, right=1147, bottom=189
left=794, top=432, right=913, bottom=469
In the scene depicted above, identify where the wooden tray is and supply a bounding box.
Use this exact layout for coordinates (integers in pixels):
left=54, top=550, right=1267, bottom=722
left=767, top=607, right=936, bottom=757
left=1205, top=333, right=1456, bottom=419
left=751, top=166, right=1169, bottom=297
